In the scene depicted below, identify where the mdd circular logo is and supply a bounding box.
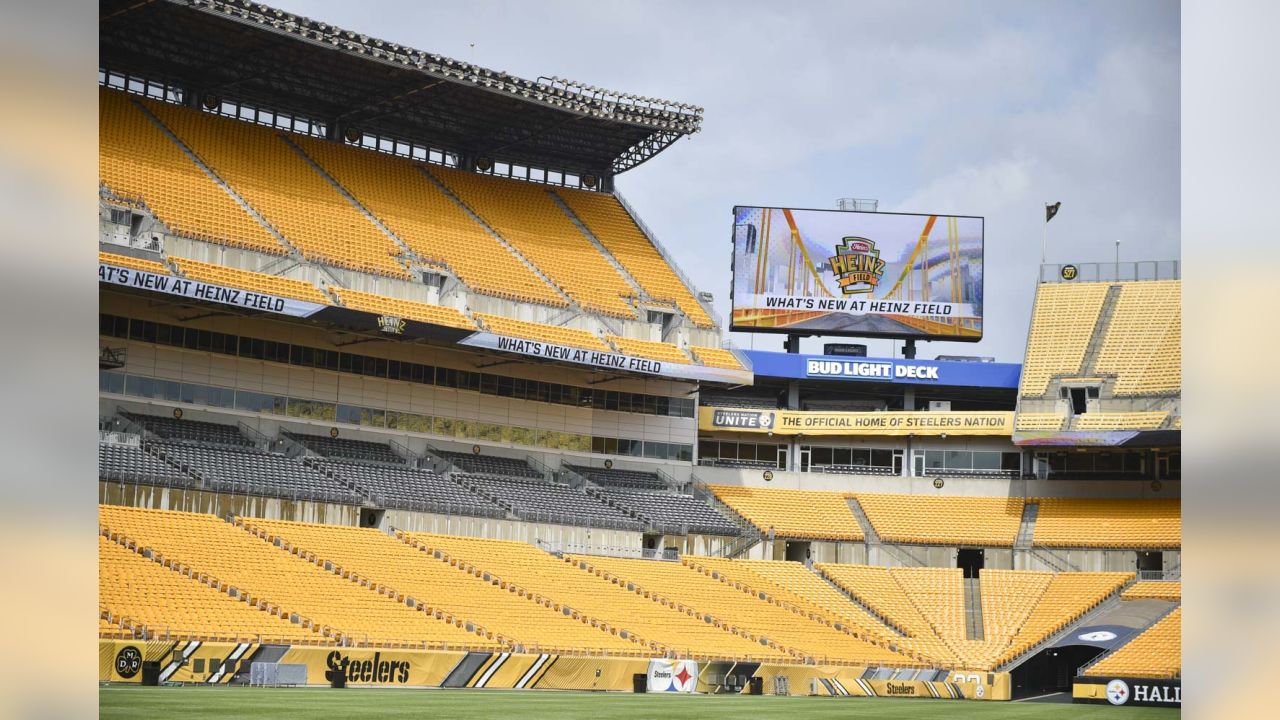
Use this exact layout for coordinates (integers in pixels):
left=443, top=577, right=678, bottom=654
left=115, top=646, right=142, bottom=679
left=1060, top=264, right=1079, bottom=280
left=1106, top=678, right=1130, bottom=705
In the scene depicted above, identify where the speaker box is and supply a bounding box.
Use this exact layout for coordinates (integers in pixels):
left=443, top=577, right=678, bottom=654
left=632, top=673, right=647, bottom=693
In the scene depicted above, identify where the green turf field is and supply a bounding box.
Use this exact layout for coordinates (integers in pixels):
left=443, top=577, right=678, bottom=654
left=99, top=686, right=1179, bottom=720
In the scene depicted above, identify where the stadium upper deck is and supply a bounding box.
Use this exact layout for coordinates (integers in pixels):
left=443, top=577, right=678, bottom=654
left=99, top=0, right=744, bottom=387
left=1013, top=263, right=1180, bottom=447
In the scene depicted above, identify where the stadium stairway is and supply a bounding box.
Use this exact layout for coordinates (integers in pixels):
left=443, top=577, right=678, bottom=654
left=846, top=496, right=879, bottom=544
left=687, top=477, right=766, bottom=557
left=1077, top=285, right=1125, bottom=377
left=964, top=578, right=985, bottom=641
left=1014, top=502, right=1039, bottom=550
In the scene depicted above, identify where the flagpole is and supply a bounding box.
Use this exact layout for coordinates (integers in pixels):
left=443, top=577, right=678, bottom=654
left=1041, top=205, right=1048, bottom=264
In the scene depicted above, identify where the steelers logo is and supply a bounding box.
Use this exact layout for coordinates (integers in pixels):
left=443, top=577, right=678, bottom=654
left=758, top=413, right=774, bottom=429
left=1106, top=678, right=1130, bottom=705
left=115, top=646, right=142, bottom=679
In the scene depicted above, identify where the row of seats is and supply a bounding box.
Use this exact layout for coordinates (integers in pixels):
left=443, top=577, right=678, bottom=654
left=124, top=411, right=254, bottom=447
left=154, top=443, right=360, bottom=504
left=1014, top=412, right=1066, bottom=431
left=287, top=431, right=402, bottom=464
left=1072, top=411, right=1169, bottom=430
left=172, top=257, right=333, bottom=306
left=456, top=474, right=645, bottom=530
left=605, top=335, right=692, bottom=365
left=97, top=505, right=1142, bottom=669
left=1083, top=607, right=1181, bottom=679
left=99, top=505, right=500, bottom=648
left=709, top=486, right=1181, bottom=548
left=564, top=464, right=666, bottom=490
left=99, top=89, right=285, bottom=255
left=709, top=485, right=864, bottom=541
left=437, top=451, right=542, bottom=479
left=406, top=533, right=789, bottom=662
left=568, top=553, right=911, bottom=666
left=333, top=287, right=475, bottom=331
left=1094, top=281, right=1181, bottom=396
left=856, top=494, right=1025, bottom=547
left=243, top=518, right=643, bottom=656
left=318, top=459, right=500, bottom=516
left=595, top=488, right=741, bottom=536
left=1121, top=581, right=1180, bottom=601
left=688, top=346, right=745, bottom=371
left=99, top=440, right=193, bottom=485
left=98, top=250, right=171, bottom=277
left=99, top=534, right=313, bottom=643
left=1033, top=498, right=1181, bottom=548
left=555, top=187, right=714, bottom=327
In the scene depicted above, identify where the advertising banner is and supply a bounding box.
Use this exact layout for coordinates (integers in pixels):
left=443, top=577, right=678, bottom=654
left=731, top=206, right=983, bottom=340
left=1073, top=676, right=1181, bottom=707
left=647, top=659, right=699, bottom=693
left=458, top=332, right=753, bottom=385
left=700, top=407, right=1013, bottom=437
left=99, top=263, right=326, bottom=318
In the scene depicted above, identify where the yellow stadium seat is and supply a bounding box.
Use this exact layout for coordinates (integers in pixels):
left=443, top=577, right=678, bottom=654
left=709, top=485, right=862, bottom=541
left=605, top=336, right=692, bottom=365
left=333, top=288, right=476, bottom=331
left=171, top=257, right=331, bottom=306
left=689, top=346, right=745, bottom=370
left=99, top=251, right=172, bottom=277
left=854, top=494, right=1025, bottom=547
left=1033, top=498, right=1180, bottom=549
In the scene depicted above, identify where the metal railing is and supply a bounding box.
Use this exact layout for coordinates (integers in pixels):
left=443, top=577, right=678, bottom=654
left=1039, top=260, right=1179, bottom=284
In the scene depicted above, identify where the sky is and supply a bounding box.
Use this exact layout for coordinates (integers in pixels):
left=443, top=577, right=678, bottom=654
left=276, top=0, right=1180, bottom=364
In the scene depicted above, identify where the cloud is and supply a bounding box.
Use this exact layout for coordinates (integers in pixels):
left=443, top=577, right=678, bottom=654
left=277, top=0, right=1179, bottom=362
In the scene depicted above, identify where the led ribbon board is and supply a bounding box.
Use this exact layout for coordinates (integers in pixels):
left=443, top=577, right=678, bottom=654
left=730, top=206, right=984, bottom=340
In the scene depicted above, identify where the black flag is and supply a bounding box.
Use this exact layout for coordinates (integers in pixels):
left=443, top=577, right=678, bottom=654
left=1046, top=202, right=1061, bottom=223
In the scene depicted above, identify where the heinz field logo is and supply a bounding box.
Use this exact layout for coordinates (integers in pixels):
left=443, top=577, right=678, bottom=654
left=828, top=236, right=886, bottom=295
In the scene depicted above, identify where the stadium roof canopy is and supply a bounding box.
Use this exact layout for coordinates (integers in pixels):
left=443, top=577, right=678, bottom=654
left=99, top=0, right=703, bottom=178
